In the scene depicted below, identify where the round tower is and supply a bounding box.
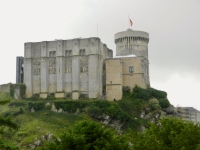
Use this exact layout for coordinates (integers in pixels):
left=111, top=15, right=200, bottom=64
left=114, top=29, right=149, bottom=59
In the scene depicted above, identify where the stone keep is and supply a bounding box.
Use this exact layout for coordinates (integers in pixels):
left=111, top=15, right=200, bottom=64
left=20, top=28, right=150, bottom=100
left=23, top=38, right=113, bottom=99
left=106, top=29, right=150, bottom=101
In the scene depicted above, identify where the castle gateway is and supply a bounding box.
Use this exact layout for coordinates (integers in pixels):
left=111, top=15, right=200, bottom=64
left=18, top=29, right=150, bottom=100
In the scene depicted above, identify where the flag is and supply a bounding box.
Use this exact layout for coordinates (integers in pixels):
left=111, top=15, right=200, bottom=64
left=130, top=19, right=133, bottom=26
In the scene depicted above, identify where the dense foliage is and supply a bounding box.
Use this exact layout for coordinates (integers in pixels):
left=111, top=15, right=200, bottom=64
left=131, top=86, right=167, bottom=100
left=0, top=93, right=12, bottom=105
left=131, top=117, right=200, bottom=150
left=131, top=86, right=170, bottom=109
left=0, top=93, right=19, bottom=149
left=28, top=102, right=45, bottom=111
left=54, top=100, right=90, bottom=113
left=43, top=120, right=129, bottom=150
left=158, top=98, right=170, bottom=108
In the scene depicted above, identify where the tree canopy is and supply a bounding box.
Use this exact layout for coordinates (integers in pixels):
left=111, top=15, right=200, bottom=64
left=43, top=120, right=129, bottom=150
left=131, top=117, right=200, bottom=150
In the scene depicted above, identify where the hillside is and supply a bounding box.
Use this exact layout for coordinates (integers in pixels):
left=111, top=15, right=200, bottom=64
left=0, top=86, right=177, bottom=149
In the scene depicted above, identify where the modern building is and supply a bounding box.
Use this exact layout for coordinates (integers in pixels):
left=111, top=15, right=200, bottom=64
left=176, top=107, right=200, bottom=124
left=17, top=29, right=150, bottom=100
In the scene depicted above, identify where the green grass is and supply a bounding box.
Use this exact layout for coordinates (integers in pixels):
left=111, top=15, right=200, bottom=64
left=0, top=99, right=92, bottom=149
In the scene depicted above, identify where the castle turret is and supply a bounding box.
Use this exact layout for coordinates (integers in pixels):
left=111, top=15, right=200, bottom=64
left=114, top=29, right=149, bottom=59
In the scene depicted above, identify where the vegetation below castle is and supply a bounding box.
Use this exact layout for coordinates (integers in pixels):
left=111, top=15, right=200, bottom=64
left=1, top=86, right=199, bottom=149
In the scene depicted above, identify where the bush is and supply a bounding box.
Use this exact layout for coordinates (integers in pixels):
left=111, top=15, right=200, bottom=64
left=123, top=86, right=131, bottom=93
left=132, top=117, right=200, bottom=150
left=0, top=93, right=12, bottom=105
left=131, top=86, right=167, bottom=100
left=28, top=102, right=45, bottom=111
left=118, top=99, right=143, bottom=115
left=9, top=102, right=26, bottom=107
left=42, top=120, right=129, bottom=150
left=13, top=108, right=24, bottom=116
left=158, top=98, right=170, bottom=108
left=149, top=98, right=161, bottom=110
left=54, top=100, right=90, bottom=113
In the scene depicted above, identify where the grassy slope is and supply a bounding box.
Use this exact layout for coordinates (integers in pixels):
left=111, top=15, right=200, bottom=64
left=0, top=99, right=92, bottom=149
left=0, top=87, right=169, bottom=149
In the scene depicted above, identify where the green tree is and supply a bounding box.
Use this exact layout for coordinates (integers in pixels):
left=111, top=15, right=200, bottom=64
left=149, top=98, right=161, bottom=110
left=0, top=93, right=18, bottom=150
left=158, top=98, right=170, bottom=108
left=43, top=120, right=129, bottom=150
left=132, top=117, right=200, bottom=150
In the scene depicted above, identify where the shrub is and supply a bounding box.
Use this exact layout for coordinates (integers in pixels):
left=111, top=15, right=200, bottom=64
left=54, top=100, right=90, bottom=113
left=158, top=98, right=170, bottom=108
left=131, top=86, right=167, bottom=100
left=149, top=98, right=161, bottom=110
left=28, top=102, right=45, bottom=111
left=123, top=86, right=131, bottom=93
left=43, top=120, right=129, bottom=150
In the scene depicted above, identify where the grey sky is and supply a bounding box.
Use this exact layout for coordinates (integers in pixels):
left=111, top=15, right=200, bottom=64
left=0, top=0, right=199, bottom=108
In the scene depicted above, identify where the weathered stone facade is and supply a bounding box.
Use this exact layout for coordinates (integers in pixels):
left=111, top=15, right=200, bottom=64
left=106, top=29, right=150, bottom=100
left=15, top=28, right=150, bottom=100
left=23, top=38, right=113, bottom=99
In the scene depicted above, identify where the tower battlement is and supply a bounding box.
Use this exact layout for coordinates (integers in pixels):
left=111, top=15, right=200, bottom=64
left=115, top=29, right=149, bottom=59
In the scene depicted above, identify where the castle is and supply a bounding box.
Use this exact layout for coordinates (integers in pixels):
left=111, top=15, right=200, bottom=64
left=16, top=29, right=150, bottom=101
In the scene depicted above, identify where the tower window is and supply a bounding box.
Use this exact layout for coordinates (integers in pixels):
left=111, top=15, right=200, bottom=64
left=49, top=51, right=56, bottom=57
left=79, top=49, right=85, bottom=55
left=66, top=50, right=72, bottom=57
left=129, top=66, right=134, bottom=74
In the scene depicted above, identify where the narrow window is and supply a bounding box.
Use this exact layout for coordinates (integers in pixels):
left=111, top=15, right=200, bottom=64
left=65, top=50, right=69, bottom=57
left=49, top=51, right=56, bottom=57
left=49, top=52, right=52, bottom=57
left=79, top=49, right=85, bottom=56
left=79, top=50, right=82, bottom=55
left=53, top=51, right=56, bottom=57
left=66, top=50, right=72, bottom=57
left=129, top=66, right=134, bottom=74
left=69, top=50, right=72, bottom=56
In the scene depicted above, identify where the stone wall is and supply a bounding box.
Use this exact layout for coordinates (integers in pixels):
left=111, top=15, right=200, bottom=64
left=121, top=57, right=150, bottom=89
left=0, top=83, right=11, bottom=94
left=24, top=38, right=113, bottom=99
left=105, top=56, right=150, bottom=101
left=106, top=59, right=123, bottom=101
left=0, top=83, right=26, bottom=99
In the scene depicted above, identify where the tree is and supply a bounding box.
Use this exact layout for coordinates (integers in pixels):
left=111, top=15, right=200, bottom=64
left=43, top=120, right=129, bottom=150
left=0, top=93, right=18, bottom=150
left=131, top=117, right=200, bottom=150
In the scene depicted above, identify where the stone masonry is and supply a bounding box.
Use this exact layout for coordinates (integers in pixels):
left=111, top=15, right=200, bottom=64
left=15, top=28, right=150, bottom=100
left=23, top=38, right=113, bottom=99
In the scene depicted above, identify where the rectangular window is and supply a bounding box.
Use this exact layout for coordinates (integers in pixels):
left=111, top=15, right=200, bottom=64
left=65, top=50, right=72, bottom=57
left=79, top=49, right=85, bottom=56
left=129, top=66, right=134, bottom=74
left=49, top=51, right=56, bottom=57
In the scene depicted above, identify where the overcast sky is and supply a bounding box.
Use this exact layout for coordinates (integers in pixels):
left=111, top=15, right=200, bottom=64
left=0, top=0, right=199, bottom=109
